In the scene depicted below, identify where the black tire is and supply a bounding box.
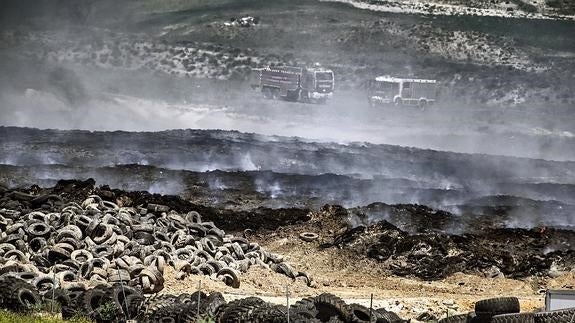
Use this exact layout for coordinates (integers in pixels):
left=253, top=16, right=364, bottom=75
left=4, top=280, right=42, bottom=312
left=375, top=309, right=406, bottom=323
left=150, top=302, right=182, bottom=323
left=252, top=304, right=290, bottom=323
left=43, top=288, right=71, bottom=315
left=350, top=303, right=379, bottom=322
left=438, top=313, right=474, bottom=323
left=221, top=297, right=266, bottom=323
left=203, top=291, right=226, bottom=317
left=491, top=312, right=535, bottom=323
left=262, top=87, right=273, bottom=99
left=475, top=297, right=520, bottom=319
left=418, top=99, right=427, bottom=110
left=111, top=285, right=140, bottom=317
left=217, top=267, right=241, bottom=288
left=534, top=307, right=575, bottom=323
left=313, top=293, right=353, bottom=322
left=81, top=286, right=113, bottom=317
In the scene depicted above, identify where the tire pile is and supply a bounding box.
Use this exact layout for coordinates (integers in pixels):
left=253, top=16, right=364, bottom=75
left=0, top=275, right=409, bottom=323
left=438, top=297, right=575, bottom=323
left=0, top=191, right=314, bottom=318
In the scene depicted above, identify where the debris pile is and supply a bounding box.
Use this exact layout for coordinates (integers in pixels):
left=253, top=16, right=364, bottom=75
left=329, top=219, right=575, bottom=280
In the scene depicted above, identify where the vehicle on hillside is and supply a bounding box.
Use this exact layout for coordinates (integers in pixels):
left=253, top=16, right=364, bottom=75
left=367, top=76, right=437, bottom=108
left=251, top=65, right=334, bottom=104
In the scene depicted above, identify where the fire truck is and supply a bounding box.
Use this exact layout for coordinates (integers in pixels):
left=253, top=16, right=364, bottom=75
left=251, top=65, right=334, bottom=104
left=367, top=76, right=438, bottom=109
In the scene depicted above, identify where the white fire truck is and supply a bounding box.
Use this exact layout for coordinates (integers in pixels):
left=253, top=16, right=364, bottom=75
left=368, top=76, right=438, bottom=108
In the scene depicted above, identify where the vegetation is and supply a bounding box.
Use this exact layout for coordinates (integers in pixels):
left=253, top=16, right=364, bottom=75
left=0, top=310, right=91, bottom=323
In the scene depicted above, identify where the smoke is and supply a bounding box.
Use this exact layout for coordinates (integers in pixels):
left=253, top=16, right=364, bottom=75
left=1, top=0, right=574, bottom=241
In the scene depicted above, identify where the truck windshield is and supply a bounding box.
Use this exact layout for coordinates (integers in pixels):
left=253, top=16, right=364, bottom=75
left=316, top=72, right=333, bottom=81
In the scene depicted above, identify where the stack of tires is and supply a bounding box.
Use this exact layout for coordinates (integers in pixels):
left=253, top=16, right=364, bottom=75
left=438, top=297, right=575, bottom=323
left=211, top=292, right=407, bottom=323
left=143, top=291, right=408, bottom=323
left=0, top=194, right=312, bottom=300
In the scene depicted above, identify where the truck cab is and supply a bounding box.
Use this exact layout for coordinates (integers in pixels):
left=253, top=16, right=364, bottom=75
left=300, top=67, right=334, bottom=104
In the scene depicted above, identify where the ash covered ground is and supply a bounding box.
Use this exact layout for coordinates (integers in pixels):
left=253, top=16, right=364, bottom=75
left=1, top=0, right=575, bottom=320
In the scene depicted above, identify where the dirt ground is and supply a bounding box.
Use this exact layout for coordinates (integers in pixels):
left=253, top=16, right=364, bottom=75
left=162, top=218, right=559, bottom=320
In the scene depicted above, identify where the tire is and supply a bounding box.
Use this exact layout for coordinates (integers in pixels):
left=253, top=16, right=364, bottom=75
left=27, top=222, right=51, bottom=237
left=350, top=303, right=379, bottom=322
left=491, top=312, right=535, bottom=323
left=475, top=297, right=520, bottom=319
left=275, top=262, right=297, bottom=279
left=203, top=291, right=226, bottom=317
left=438, top=313, right=474, bottom=323
left=418, top=99, right=427, bottom=110
left=263, top=87, right=273, bottom=99
left=252, top=304, right=289, bottom=323
left=299, top=232, right=319, bottom=242
left=149, top=302, right=181, bottom=323
left=313, top=293, right=353, bottom=322
left=5, top=280, right=42, bottom=312
left=393, top=97, right=402, bottom=106
left=81, top=286, right=113, bottom=316
left=217, top=267, right=240, bottom=288
left=33, top=276, right=58, bottom=294
left=534, top=307, right=575, bottom=323
left=221, top=297, right=266, bottom=323
left=375, top=309, right=406, bottom=323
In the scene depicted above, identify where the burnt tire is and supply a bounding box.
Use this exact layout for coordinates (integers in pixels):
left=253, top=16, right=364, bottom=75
left=313, top=293, right=353, bottom=322
left=5, top=281, right=42, bottom=312
left=534, top=307, right=575, bottom=323
left=291, top=296, right=319, bottom=318
left=351, top=303, right=379, bottom=322
left=375, top=309, right=406, bottom=323
left=150, top=303, right=182, bottom=323
left=203, top=291, right=226, bottom=317
left=491, top=312, right=535, bottom=323
left=252, top=304, right=290, bottom=323
left=475, top=297, right=520, bottom=319
left=221, top=297, right=266, bottom=323
left=81, top=286, right=113, bottom=317
left=438, top=313, right=475, bottom=323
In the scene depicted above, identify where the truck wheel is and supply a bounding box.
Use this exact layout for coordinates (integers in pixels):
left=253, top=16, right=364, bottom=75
left=393, top=98, right=402, bottom=107
left=300, top=91, right=309, bottom=103
left=262, top=88, right=272, bottom=99
left=418, top=99, right=427, bottom=110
